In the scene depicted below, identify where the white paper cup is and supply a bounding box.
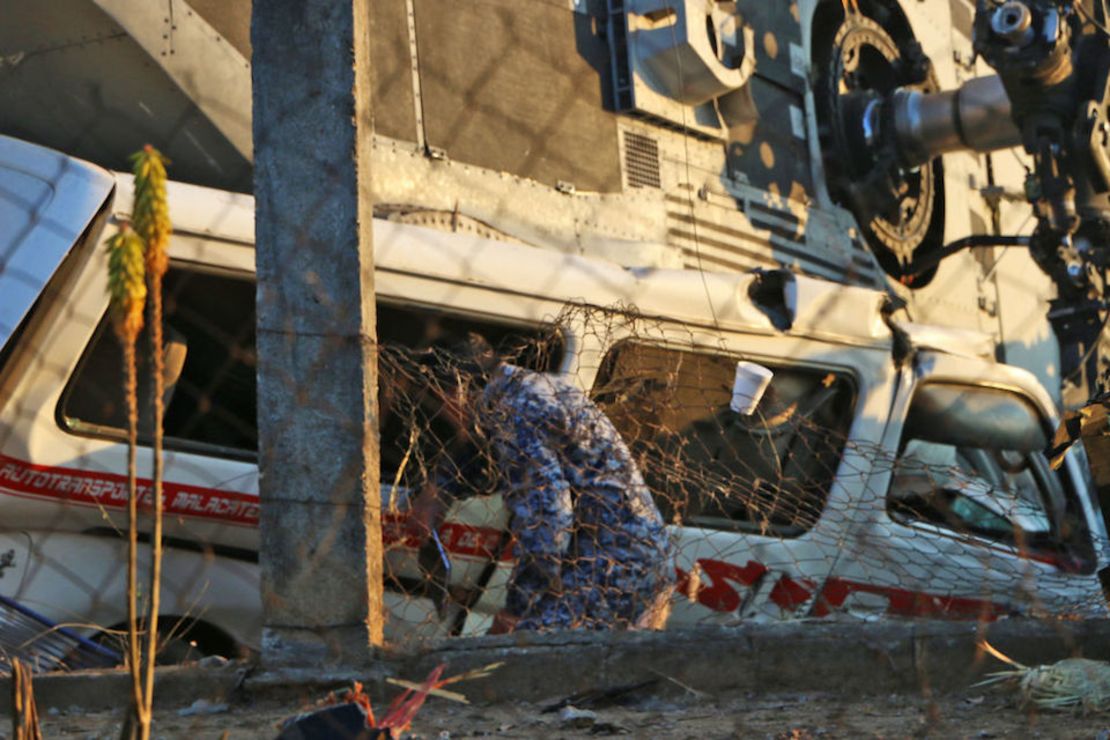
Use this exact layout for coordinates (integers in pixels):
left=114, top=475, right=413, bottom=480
left=730, top=361, right=774, bottom=415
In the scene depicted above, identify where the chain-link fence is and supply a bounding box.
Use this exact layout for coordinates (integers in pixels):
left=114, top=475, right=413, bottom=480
left=374, top=303, right=1110, bottom=639
left=6, top=249, right=1107, bottom=657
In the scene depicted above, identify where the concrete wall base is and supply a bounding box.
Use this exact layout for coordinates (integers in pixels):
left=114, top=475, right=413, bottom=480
left=4, top=619, right=1110, bottom=714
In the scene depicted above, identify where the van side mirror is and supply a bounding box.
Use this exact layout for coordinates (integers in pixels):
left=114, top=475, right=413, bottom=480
left=730, top=361, right=773, bottom=415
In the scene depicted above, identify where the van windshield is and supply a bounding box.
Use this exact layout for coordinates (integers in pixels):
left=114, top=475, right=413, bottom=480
left=888, top=383, right=1094, bottom=571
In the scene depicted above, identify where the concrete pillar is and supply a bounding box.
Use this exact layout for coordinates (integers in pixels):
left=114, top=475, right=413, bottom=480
left=251, top=0, right=384, bottom=666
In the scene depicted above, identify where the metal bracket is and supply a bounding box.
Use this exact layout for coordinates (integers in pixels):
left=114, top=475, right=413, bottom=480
left=556, top=180, right=577, bottom=195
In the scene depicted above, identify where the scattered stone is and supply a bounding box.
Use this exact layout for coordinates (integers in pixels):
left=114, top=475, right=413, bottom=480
left=541, top=680, right=658, bottom=713
left=589, top=720, right=629, bottom=735
left=276, top=703, right=383, bottom=740
left=197, top=655, right=230, bottom=669
left=177, top=698, right=230, bottom=717
left=558, top=705, right=597, bottom=728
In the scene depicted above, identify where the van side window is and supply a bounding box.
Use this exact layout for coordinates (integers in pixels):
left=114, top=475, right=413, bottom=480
left=375, top=304, right=563, bottom=493
left=58, top=265, right=563, bottom=470
left=60, top=268, right=258, bottom=454
left=591, top=342, right=855, bottom=537
left=889, top=383, right=1094, bottom=570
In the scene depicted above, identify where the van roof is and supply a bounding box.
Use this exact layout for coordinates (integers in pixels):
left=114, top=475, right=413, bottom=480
left=111, top=169, right=894, bottom=347
left=0, top=136, right=116, bottom=355
left=0, top=135, right=983, bottom=358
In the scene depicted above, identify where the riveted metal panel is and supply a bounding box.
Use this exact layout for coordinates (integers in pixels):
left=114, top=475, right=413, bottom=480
left=726, top=77, right=813, bottom=204
left=414, top=0, right=622, bottom=192
left=0, top=0, right=252, bottom=191
left=736, top=0, right=805, bottom=92
left=187, top=0, right=251, bottom=58
left=370, top=0, right=419, bottom=143
left=133, top=0, right=418, bottom=143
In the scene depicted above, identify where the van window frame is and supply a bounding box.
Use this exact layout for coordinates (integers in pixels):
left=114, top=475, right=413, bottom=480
left=55, top=261, right=258, bottom=462
left=589, top=336, right=860, bottom=538
left=0, top=197, right=113, bottom=400
left=55, top=265, right=569, bottom=463
left=887, top=380, right=1097, bottom=573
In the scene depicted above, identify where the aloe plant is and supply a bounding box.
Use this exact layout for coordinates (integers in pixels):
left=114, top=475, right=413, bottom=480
left=129, top=145, right=171, bottom=740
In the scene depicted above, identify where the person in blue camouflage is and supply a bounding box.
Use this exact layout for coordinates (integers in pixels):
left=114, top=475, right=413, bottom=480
left=413, top=335, right=674, bottom=633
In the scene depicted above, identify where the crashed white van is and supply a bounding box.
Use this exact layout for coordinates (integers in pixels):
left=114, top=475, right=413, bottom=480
left=1, top=136, right=1108, bottom=657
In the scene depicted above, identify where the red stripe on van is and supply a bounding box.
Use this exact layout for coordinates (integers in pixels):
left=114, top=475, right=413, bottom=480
left=0, top=453, right=260, bottom=526
left=673, top=557, right=1007, bottom=620
left=0, top=454, right=514, bottom=552
left=812, top=577, right=1005, bottom=620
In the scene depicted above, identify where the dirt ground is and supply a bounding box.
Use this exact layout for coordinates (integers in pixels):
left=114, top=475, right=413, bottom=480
left=30, top=688, right=1110, bottom=739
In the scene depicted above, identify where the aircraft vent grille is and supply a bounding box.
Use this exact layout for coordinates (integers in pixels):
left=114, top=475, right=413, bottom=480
left=664, top=184, right=884, bottom=287
left=623, top=131, right=662, bottom=189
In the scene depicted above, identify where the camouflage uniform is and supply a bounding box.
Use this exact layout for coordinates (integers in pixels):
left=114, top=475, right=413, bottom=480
left=476, top=365, right=674, bottom=630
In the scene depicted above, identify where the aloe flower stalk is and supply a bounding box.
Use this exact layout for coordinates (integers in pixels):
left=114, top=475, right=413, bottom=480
left=105, top=222, right=146, bottom=736
left=130, top=144, right=171, bottom=740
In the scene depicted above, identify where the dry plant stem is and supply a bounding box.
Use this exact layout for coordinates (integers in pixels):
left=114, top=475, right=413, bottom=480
left=123, top=342, right=146, bottom=737
left=11, top=659, right=42, bottom=740
left=129, top=144, right=168, bottom=740
left=141, top=276, right=165, bottom=740
left=106, top=222, right=146, bottom=740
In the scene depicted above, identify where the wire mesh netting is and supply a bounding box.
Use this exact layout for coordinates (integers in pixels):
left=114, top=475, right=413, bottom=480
left=5, top=232, right=1110, bottom=667
left=374, top=306, right=1110, bottom=638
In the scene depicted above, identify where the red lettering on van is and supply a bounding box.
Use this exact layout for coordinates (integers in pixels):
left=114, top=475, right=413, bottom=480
left=675, top=559, right=768, bottom=612
left=381, top=513, right=511, bottom=561
left=0, top=453, right=259, bottom=526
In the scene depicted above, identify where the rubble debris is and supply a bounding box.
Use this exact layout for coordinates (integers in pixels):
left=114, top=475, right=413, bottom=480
left=558, top=705, right=597, bottom=728
left=278, top=662, right=502, bottom=739
left=276, top=702, right=385, bottom=740
left=0, top=595, right=119, bottom=673
left=976, top=640, right=1110, bottom=712
left=177, top=698, right=230, bottom=717
left=541, top=680, right=658, bottom=713
left=197, top=655, right=231, bottom=669
left=590, top=719, right=631, bottom=735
